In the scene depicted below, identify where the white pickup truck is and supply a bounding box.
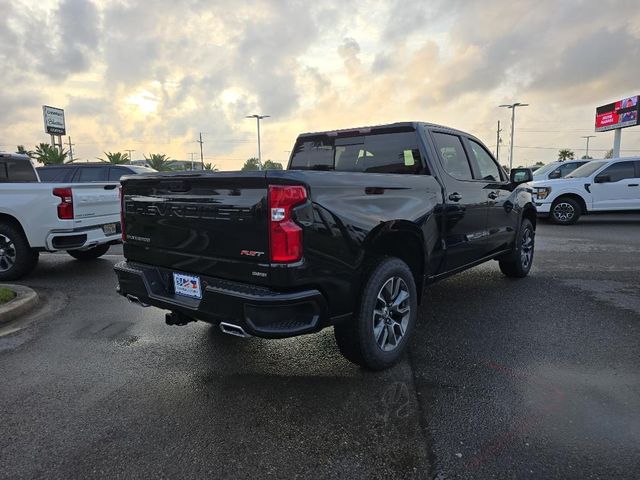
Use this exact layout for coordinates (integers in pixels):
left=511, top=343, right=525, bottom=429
left=531, top=157, right=640, bottom=224
left=0, top=153, right=122, bottom=280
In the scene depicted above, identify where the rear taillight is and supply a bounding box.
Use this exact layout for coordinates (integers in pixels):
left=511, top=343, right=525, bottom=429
left=268, top=185, right=307, bottom=262
left=119, top=186, right=126, bottom=242
left=52, top=187, right=73, bottom=219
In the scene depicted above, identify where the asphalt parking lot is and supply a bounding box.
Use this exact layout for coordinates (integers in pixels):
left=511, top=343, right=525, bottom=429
left=1, top=214, right=639, bottom=479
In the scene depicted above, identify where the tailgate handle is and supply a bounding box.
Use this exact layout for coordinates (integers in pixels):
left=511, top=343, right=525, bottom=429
left=104, top=184, right=117, bottom=190
left=163, top=181, right=190, bottom=192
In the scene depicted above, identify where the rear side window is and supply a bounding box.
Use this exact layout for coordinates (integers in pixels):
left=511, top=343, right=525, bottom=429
left=4, top=159, right=38, bottom=182
left=37, top=167, right=76, bottom=182
left=108, top=167, right=132, bottom=181
left=559, top=162, right=585, bottom=176
left=0, top=162, right=7, bottom=181
left=77, top=166, right=109, bottom=182
left=600, top=161, right=636, bottom=182
left=432, top=132, right=473, bottom=180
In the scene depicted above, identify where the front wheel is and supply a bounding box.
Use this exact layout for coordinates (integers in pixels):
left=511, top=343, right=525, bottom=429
left=499, top=218, right=535, bottom=278
left=334, top=257, right=418, bottom=370
left=67, top=244, right=110, bottom=260
left=550, top=197, right=581, bottom=225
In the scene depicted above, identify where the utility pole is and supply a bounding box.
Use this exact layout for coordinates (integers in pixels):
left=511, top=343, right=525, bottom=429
left=197, top=132, right=204, bottom=170
left=65, top=136, right=75, bottom=162
left=245, top=114, right=270, bottom=170
left=499, top=102, right=529, bottom=171
left=495, top=120, right=502, bottom=164
left=580, top=135, right=596, bottom=158
left=125, top=149, right=135, bottom=164
left=188, top=152, right=197, bottom=170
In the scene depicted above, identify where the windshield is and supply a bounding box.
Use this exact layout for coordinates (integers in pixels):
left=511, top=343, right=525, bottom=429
left=565, top=161, right=606, bottom=178
left=532, top=162, right=560, bottom=177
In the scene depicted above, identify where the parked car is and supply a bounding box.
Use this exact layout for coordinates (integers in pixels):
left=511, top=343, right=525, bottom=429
left=37, top=163, right=155, bottom=183
left=0, top=153, right=122, bottom=280
left=532, top=157, right=640, bottom=224
left=114, top=122, right=536, bottom=370
left=531, top=159, right=590, bottom=182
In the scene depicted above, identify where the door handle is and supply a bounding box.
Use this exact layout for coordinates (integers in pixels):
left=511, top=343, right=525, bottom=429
left=628, top=184, right=639, bottom=187
left=448, top=192, right=462, bottom=202
left=488, top=191, right=499, bottom=200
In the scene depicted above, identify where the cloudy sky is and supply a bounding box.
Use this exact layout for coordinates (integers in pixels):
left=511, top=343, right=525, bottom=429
left=2, top=0, right=640, bottom=169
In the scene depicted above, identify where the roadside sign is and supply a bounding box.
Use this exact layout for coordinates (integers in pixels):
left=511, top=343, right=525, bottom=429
left=43, top=105, right=66, bottom=135
left=595, top=95, right=639, bottom=132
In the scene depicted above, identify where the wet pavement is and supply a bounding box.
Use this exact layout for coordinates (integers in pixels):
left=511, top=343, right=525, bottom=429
left=1, top=214, right=639, bottom=479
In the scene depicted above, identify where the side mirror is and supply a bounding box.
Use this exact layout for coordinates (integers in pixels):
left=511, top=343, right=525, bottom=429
left=510, top=168, right=533, bottom=184
left=548, top=169, right=561, bottom=179
left=594, top=174, right=610, bottom=183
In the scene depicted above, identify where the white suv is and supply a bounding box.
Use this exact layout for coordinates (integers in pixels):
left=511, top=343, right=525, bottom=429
left=531, top=157, right=640, bottom=224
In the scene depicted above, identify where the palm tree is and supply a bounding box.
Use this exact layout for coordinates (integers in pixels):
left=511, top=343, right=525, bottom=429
left=144, top=153, right=172, bottom=171
left=99, top=151, right=130, bottom=164
left=203, top=163, right=218, bottom=171
left=33, top=143, right=68, bottom=165
left=557, top=149, right=575, bottom=161
left=16, top=145, right=33, bottom=157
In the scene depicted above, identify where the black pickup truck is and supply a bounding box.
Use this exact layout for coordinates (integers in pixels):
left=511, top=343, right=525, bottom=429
left=115, top=122, right=536, bottom=369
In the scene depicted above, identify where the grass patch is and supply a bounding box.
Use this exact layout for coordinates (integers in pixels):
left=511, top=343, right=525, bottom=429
left=0, top=287, right=16, bottom=305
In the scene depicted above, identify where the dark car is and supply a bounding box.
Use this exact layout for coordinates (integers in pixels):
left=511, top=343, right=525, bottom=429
left=37, top=163, right=155, bottom=183
left=114, top=122, right=536, bottom=370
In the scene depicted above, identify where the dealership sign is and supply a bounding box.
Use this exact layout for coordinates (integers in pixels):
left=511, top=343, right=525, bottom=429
left=595, top=95, right=639, bottom=132
left=42, top=105, right=66, bottom=135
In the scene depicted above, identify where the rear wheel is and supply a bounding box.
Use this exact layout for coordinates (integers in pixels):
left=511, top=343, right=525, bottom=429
left=334, top=257, right=417, bottom=370
left=67, top=244, right=110, bottom=260
left=0, top=222, right=39, bottom=281
left=550, top=197, right=581, bottom=225
left=499, top=218, right=534, bottom=278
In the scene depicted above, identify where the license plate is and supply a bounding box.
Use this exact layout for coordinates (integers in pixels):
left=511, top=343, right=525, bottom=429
left=173, top=273, right=202, bottom=299
left=102, top=223, right=117, bottom=235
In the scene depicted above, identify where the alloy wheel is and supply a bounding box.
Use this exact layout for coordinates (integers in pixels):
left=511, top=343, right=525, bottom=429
left=372, top=276, right=411, bottom=352
left=0, top=234, right=17, bottom=273
left=553, top=202, right=575, bottom=222
left=520, top=227, right=534, bottom=269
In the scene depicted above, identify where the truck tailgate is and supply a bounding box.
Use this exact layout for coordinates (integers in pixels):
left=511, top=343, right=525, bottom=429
left=71, top=183, right=120, bottom=221
left=121, top=172, right=270, bottom=283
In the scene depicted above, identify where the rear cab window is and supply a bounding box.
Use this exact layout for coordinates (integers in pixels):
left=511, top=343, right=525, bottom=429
left=289, top=127, right=427, bottom=175
left=1, top=157, right=38, bottom=182
left=75, top=166, right=109, bottom=182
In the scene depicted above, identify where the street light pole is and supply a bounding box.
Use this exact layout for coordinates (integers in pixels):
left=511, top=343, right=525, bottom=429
left=581, top=135, right=596, bottom=158
left=246, top=114, right=270, bottom=170
left=499, top=102, right=529, bottom=171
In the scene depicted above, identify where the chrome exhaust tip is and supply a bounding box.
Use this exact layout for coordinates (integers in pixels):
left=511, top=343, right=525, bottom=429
left=219, top=322, right=251, bottom=338
left=126, top=294, right=149, bottom=307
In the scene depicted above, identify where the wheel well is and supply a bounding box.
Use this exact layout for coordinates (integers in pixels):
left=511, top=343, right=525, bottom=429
left=553, top=194, right=587, bottom=214
left=365, top=231, right=425, bottom=302
left=0, top=213, right=29, bottom=241
left=522, top=206, right=537, bottom=229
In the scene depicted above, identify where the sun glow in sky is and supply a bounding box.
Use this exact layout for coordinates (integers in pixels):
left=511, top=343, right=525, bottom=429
left=1, top=0, right=639, bottom=169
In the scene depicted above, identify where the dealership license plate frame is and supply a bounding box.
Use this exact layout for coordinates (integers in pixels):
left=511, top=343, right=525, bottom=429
left=102, top=223, right=117, bottom=235
left=173, top=272, right=202, bottom=299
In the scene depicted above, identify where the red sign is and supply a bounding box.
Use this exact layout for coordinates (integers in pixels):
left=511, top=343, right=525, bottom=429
left=595, top=96, right=639, bottom=132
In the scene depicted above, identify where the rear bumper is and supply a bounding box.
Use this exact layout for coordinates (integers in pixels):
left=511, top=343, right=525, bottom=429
left=114, top=260, right=329, bottom=338
left=46, top=223, right=121, bottom=251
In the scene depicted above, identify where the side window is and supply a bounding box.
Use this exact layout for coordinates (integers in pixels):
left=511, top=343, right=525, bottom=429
left=600, top=162, right=636, bottom=182
left=467, top=139, right=501, bottom=181
left=432, top=132, right=473, bottom=180
left=0, top=162, right=8, bottom=181
left=357, top=132, right=424, bottom=174
left=6, top=159, right=38, bottom=182
left=559, top=162, right=582, bottom=176
left=108, top=167, right=129, bottom=181
left=78, top=166, right=109, bottom=182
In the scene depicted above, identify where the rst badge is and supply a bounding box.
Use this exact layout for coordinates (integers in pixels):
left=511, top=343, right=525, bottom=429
left=240, top=250, right=264, bottom=257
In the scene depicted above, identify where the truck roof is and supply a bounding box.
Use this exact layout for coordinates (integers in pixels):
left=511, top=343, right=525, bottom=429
left=296, top=121, right=469, bottom=139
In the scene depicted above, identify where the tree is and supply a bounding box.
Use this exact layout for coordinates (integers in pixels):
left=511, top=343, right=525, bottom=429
left=604, top=149, right=614, bottom=159
left=581, top=155, right=593, bottom=160
left=100, top=151, right=130, bottom=164
left=557, top=149, right=575, bottom=161
left=263, top=160, right=283, bottom=170
left=34, top=143, right=68, bottom=165
left=16, top=145, right=33, bottom=157
left=534, top=161, right=545, bottom=167
left=240, top=157, right=261, bottom=171
left=144, top=153, right=172, bottom=171
left=203, top=163, right=218, bottom=171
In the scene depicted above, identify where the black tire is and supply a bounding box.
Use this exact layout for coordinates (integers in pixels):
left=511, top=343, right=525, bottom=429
left=0, top=222, right=39, bottom=281
left=499, top=218, right=535, bottom=278
left=67, top=243, right=110, bottom=260
left=550, top=197, right=581, bottom=225
left=334, top=257, right=418, bottom=370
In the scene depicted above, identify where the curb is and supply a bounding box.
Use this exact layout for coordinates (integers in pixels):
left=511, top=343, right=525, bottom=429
left=0, top=284, right=39, bottom=325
